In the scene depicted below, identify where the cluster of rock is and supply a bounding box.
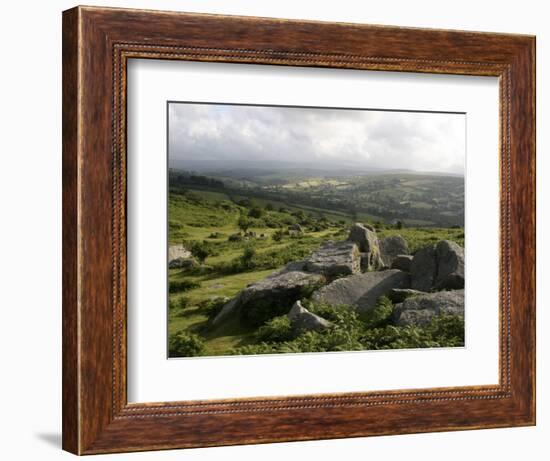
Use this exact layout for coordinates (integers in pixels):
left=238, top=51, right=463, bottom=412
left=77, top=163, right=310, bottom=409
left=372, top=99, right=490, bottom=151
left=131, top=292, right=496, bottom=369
left=212, top=223, right=465, bottom=331
left=212, top=268, right=324, bottom=327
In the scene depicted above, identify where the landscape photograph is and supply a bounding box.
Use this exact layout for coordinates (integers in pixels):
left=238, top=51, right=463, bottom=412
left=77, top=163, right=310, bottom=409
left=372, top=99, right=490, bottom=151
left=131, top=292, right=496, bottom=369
left=167, top=102, right=466, bottom=358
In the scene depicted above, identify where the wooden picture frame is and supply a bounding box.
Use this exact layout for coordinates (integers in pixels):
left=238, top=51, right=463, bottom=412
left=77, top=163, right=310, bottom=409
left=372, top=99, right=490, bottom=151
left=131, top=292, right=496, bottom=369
left=62, top=5, right=536, bottom=455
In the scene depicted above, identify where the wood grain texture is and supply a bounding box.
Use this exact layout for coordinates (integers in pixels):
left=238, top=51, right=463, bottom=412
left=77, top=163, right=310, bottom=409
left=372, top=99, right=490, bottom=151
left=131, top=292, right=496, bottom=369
left=62, top=5, right=536, bottom=455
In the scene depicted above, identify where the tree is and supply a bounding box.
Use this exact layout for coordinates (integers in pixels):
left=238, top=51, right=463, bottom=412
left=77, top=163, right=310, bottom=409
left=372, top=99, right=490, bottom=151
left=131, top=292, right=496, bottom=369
left=272, top=229, right=284, bottom=242
left=240, top=244, right=256, bottom=269
left=237, top=215, right=251, bottom=233
left=189, top=240, right=211, bottom=264
left=265, top=203, right=274, bottom=211
left=395, top=220, right=403, bottom=230
left=248, top=206, right=263, bottom=218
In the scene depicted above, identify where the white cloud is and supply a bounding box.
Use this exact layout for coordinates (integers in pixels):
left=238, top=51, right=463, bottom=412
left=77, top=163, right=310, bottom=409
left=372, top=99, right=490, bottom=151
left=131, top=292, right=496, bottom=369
left=169, top=103, right=465, bottom=174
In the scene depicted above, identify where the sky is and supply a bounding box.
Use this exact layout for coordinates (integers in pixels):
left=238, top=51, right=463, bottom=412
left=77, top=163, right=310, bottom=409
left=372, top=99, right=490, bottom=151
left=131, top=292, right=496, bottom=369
left=168, top=102, right=465, bottom=175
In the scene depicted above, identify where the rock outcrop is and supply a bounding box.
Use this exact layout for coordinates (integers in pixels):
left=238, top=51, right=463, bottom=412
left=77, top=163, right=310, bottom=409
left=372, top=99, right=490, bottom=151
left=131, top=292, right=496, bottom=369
left=393, top=289, right=465, bottom=326
left=347, top=223, right=383, bottom=271
left=312, top=269, right=410, bottom=313
left=168, top=244, right=192, bottom=263
left=387, top=288, right=426, bottom=304
left=434, top=240, right=465, bottom=290
left=211, top=225, right=464, bottom=331
left=380, top=235, right=409, bottom=267
left=168, top=257, right=198, bottom=269
left=410, top=245, right=438, bottom=291
left=211, top=270, right=324, bottom=327
left=410, top=240, right=464, bottom=291
left=305, top=241, right=361, bottom=277
left=287, top=300, right=332, bottom=332
left=391, top=254, right=413, bottom=272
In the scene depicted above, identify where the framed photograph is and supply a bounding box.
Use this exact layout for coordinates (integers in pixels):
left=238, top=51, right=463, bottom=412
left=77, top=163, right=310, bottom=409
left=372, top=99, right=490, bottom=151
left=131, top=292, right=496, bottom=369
left=62, top=6, right=535, bottom=455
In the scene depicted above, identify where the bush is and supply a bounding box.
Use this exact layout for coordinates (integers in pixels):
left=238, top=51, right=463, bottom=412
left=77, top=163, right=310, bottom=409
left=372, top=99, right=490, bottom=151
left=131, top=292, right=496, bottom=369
left=423, top=314, right=465, bottom=347
left=256, top=316, right=294, bottom=342
left=168, top=332, right=205, bottom=357
left=178, top=297, right=190, bottom=309
left=361, top=296, right=394, bottom=328
left=237, top=215, right=252, bottom=232
left=198, top=297, right=228, bottom=320
left=272, top=229, right=285, bottom=242
left=232, top=301, right=464, bottom=356
left=306, top=301, right=362, bottom=330
left=240, top=244, right=256, bottom=269
left=248, top=206, right=264, bottom=219
left=168, top=279, right=201, bottom=293
left=189, top=240, right=212, bottom=264
left=228, top=232, right=243, bottom=242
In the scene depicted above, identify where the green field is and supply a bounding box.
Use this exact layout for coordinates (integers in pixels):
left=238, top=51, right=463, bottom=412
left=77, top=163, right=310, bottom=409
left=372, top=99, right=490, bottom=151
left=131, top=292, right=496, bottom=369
left=167, top=181, right=464, bottom=358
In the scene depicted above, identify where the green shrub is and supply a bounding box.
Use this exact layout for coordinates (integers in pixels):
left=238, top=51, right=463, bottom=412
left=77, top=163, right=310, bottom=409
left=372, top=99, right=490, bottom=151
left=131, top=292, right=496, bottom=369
left=272, top=229, right=285, bottom=242
left=178, top=297, right=190, bottom=309
left=197, top=297, right=228, bottom=320
left=256, top=316, right=294, bottom=342
left=168, top=332, right=205, bottom=357
left=237, top=215, right=251, bottom=232
left=232, top=308, right=464, bottom=356
left=305, top=301, right=361, bottom=329
left=361, top=296, right=394, bottom=328
left=422, top=314, right=465, bottom=347
left=228, top=232, right=243, bottom=242
left=168, top=279, right=201, bottom=293
left=189, top=240, right=212, bottom=264
left=240, top=244, right=256, bottom=269
left=248, top=206, right=264, bottom=218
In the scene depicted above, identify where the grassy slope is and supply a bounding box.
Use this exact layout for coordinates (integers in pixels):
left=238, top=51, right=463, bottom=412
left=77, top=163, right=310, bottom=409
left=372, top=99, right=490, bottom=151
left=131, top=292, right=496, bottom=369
left=168, top=187, right=464, bottom=356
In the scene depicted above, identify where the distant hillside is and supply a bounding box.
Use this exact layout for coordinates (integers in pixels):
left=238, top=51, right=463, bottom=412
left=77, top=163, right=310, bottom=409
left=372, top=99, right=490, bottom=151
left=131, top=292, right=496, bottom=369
left=169, top=168, right=464, bottom=228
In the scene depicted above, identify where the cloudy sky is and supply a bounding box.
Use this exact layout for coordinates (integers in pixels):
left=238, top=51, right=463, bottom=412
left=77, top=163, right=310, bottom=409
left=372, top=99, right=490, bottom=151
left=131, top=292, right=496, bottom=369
left=168, top=102, right=465, bottom=174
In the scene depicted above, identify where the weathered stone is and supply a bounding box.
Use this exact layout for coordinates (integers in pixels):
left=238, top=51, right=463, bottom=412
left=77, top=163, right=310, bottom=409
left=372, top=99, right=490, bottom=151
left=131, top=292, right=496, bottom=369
left=380, top=235, right=409, bottom=267
left=276, top=259, right=307, bottom=274
left=305, top=241, right=361, bottom=277
left=435, top=240, right=465, bottom=290
left=391, top=254, right=413, bottom=272
left=393, top=289, right=465, bottom=326
left=289, top=223, right=304, bottom=233
left=168, top=257, right=198, bottom=269
left=410, top=245, right=437, bottom=291
left=388, top=288, right=426, bottom=304
left=168, top=244, right=192, bottom=262
left=211, top=270, right=325, bottom=327
left=347, top=223, right=383, bottom=270
left=287, top=300, right=332, bottom=332
left=211, top=297, right=239, bottom=326
left=312, top=269, right=410, bottom=313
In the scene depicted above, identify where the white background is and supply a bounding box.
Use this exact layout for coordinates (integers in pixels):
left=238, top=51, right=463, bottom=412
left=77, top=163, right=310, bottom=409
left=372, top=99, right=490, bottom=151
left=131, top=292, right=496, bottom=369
left=128, top=60, right=499, bottom=402
left=0, top=0, right=546, bottom=460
